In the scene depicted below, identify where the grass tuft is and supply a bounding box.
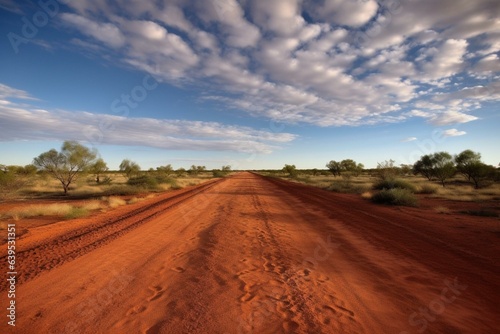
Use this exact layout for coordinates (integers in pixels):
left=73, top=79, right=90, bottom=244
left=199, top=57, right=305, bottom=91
left=373, top=178, right=417, bottom=193
left=417, top=184, right=439, bottom=194
left=371, top=188, right=418, bottom=207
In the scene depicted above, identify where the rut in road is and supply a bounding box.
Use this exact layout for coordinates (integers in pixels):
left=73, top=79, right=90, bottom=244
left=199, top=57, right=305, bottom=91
left=0, top=179, right=223, bottom=290
left=6, top=172, right=499, bottom=334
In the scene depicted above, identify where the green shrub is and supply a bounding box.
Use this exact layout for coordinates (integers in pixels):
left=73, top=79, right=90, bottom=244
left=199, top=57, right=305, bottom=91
left=328, top=181, right=367, bottom=194
left=212, top=170, right=227, bottom=178
left=154, top=174, right=180, bottom=186
left=127, top=175, right=158, bottom=189
left=373, top=178, right=417, bottom=193
left=371, top=188, right=418, bottom=207
left=103, top=185, right=142, bottom=196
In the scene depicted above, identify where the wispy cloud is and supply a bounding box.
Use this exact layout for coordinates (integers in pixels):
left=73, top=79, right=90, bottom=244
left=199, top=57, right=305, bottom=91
left=401, top=137, right=417, bottom=143
left=442, top=129, right=467, bottom=137
left=0, top=84, right=295, bottom=154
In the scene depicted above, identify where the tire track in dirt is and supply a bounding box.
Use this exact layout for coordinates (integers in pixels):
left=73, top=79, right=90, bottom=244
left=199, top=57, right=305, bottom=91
left=5, top=172, right=499, bottom=334
left=0, top=178, right=225, bottom=290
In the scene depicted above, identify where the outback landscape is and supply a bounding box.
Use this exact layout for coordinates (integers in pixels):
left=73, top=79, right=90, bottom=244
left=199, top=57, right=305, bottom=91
left=1, top=141, right=499, bottom=333
left=1, top=0, right=500, bottom=333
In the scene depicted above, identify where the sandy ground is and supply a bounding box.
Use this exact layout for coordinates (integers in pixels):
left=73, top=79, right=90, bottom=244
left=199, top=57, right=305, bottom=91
left=0, top=172, right=498, bottom=333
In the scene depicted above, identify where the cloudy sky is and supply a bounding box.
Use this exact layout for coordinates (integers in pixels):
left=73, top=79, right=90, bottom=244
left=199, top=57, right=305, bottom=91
left=0, top=0, right=499, bottom=169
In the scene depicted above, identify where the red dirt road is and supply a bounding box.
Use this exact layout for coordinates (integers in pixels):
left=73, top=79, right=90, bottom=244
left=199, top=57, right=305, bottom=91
left=1, top=172, right=499, bottom=333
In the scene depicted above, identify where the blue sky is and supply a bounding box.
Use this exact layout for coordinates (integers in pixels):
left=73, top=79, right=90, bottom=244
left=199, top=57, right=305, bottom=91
left=0, top=0, right=499, bottom=170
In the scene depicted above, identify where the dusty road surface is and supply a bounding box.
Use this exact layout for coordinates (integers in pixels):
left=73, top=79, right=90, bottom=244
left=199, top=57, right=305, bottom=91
left=1, top=172, right=499, bottom=333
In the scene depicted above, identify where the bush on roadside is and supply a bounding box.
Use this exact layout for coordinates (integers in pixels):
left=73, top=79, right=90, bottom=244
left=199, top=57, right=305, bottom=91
left=102, top=185, right=142, bottom=196
left=327, top=180, right=368, bottom=194
left=127, top=175, right=159, bottom=189
left=373, top=178, right=417, bottom=193
left=371, top=188, right=418, bottom=207
left=417, top=184, right=439, bottom=194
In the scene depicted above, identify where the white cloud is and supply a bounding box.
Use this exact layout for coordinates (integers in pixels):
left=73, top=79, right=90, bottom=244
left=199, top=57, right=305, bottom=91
left=251, top=0, right=304, bottom=35
left=401, top=137, right=417, bottom=142
left=0, top=83, right=36, bottom=100
left=421, top=39, right=468, bottom=81
left=306, top=0, right=378, bottom=28
left=474, top=54, right=500, bottom=73
left=51, top=0, right=500, bottom=129
left=0, top=84, right=295, bottom=154
left=61, top=13, right=125, bottom=48
left=428, top=111, right=478, bottom=126
left=442, top=129, right=467, bottom=137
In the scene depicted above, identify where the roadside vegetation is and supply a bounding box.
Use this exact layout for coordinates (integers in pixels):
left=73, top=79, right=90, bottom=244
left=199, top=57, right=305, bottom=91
left=258, top=149, right=499, bottom=210
left=1, top=141, right=498, bottom=221
left=0, top=141, right=237, bottom=224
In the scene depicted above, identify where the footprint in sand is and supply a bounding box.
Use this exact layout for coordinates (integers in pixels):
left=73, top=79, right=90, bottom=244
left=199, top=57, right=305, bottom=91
left=148, top=286, right=165, bottom=301
left=171, top=266, right=185, bottom=273
left=126, top=305, right=147, bottom=316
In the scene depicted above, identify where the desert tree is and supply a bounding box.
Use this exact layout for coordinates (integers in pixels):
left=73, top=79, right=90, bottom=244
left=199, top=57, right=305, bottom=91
left=326, top=160, right=342, bottom=177
left=188, top=165, right=206, bottom=176
left=119, top=159, right=141, bottom=179
left=90, top=158, right=108, bottom=183
left=156, top=164, right=174, bottom=176
left=400, top=164, right=412, bottom=176
left=282, top=164, right=297, bottom=178
left=412, top=155, right=435, bottom=181
left=455, top=150, right=495, bottom=188
left=33, top=141, right=98, bottom=194
left=377, top=159, right=399, bottom=180
left=176, top=167, right=187, bottom=177
left=189, top=165, right=198, bottom=175
left=430, top=152, right=456, bottom=187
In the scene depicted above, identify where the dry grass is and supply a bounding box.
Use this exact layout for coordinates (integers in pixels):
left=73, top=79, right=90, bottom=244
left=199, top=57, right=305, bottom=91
left=4, top=173, right=213, bottom=200
left=2, top=201, right=102, bottom=220
left=291, top=174, right=373, bottom=194
left=103, top=196, right=127, bottom=208
left=432, top=183, right=500, bottom=202
left=127, top=197, right=148, bottom=204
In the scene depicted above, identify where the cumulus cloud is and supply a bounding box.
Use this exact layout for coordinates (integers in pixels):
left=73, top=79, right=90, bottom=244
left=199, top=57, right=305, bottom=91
left=306, top=0, right=378, bottom=28
left=0, top=84, right=295, bottom=154
left=43, top=0, right=500, bottom=128
left=442, top=129, right=467, bottom=137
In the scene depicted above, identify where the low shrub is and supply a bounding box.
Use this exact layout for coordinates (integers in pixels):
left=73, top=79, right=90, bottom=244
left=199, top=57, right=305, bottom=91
left=417, top=184, right=439, bottom=194
left=127, top=175, right=158, bottom=189
left=373, top=178, right=417, bottom=193
left=371, top=188, right=418, bottom=207
left=327, top=181, right=368, bottom=194
left=102, top=185, right=142, bottom=196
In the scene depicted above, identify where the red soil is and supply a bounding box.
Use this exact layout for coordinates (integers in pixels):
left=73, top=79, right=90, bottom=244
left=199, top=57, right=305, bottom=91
left=0, top=172, right=498, bottom=333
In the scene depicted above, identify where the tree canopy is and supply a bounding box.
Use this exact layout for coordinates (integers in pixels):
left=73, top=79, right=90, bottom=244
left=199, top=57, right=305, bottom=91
left=33, top=141, right=98, bottom=194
